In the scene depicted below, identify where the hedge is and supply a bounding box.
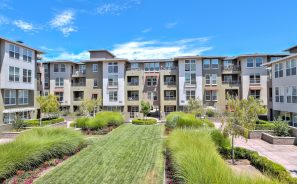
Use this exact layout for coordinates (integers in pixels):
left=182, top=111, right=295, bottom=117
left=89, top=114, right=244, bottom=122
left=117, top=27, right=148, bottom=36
left=0, top=128, right=85, bottom=180
left=132, top=118, right=157, bottom=125
left=255, top=120, right=275, bottom=130
left=24, top=117, right=65, bottom=127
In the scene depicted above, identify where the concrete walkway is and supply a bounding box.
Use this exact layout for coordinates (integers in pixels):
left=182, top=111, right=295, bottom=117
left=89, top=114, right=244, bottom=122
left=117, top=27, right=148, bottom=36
left=235, top=137, right=297, bottom=177
left=0, top=138, right=13, bottom=145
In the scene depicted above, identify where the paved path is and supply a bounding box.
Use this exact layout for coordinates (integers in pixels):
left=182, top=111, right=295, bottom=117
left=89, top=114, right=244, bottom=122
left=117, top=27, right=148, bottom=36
left=0, top=138, right=13, bottom=145
left=235, top=137, right=297, bottom=177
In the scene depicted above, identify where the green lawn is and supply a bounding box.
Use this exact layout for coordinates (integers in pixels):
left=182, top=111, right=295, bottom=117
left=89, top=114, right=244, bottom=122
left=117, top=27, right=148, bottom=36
left=36, top=124, right=164, bottom=184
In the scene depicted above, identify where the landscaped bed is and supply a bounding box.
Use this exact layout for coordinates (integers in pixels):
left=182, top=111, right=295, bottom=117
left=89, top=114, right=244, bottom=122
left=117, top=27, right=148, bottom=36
left=132, top=118, right=157, bottom=125
left=0, top=128, right=85, bottom=182
left=24, top=117, right=65, bottom=127
left=36, top=124, right=164, bottom=184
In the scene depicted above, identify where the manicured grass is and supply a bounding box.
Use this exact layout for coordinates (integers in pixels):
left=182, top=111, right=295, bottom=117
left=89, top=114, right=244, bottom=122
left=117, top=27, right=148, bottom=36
left=167, top=128, right=277, bottom=184
left=0, top=128, right=85, bottom=180
left=36, top=124, right=164, bottom=184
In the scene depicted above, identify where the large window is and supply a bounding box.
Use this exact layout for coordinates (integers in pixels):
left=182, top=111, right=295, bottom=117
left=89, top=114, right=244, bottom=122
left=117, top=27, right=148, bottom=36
left=147, top=76, right=157, bottom=86
left=186, top=90, right=195, bottom=100
left=109, top=91, right=118, bottom=102
left=18, top=90, right=29, bottom=105
left=55, top=92, right=64, bottom=102
left=145, top=63, right=160, bottom=71
left=164, top=90, right=176, bottom=100
left=205, top=74, right=217, bottom=85
left=93, top=79, right=98, bottom=87
left=148, top=91, right=157, bottom=101
left=54, top=64, right=66, bottom=72
left=275, top=87, right=284, bottom=103
left=9, top=66, right=20, bottom=82
left=185, top=60, right=196, bottom=71
left=286, top=60, right=297, bottom=76
left=93, top=64, right=98, bottom=72
left=128, top=76, right=139, bottom=85
left=127, top=91, right=139, bottom=101
left=9, top=44, right=20, bottom=59
left=203, top=59, right=219, bottom=69
left=4, top=113, right=15, bottom=124
left=164, top=75, right=176, bottom=85
left=165, top=62, right=174, bottom=69
left=108, top=75, right=118, bottom=86
left=55, top=78, right=64, bottom=87
left=23, top=69, right=32, bottom=83
left=249, top=73, right=260, bottom=84
left=23, top=48, right=32, bottom=62
left=4, top=89, right=16, bottom=105
left=108, top=62, right=118, bottom=73
left=131, top=63, right=139, bottom=70
left=247, top=57, right=254, bottom=68
left=185, top=73, right=196, bottom=85
left=286, top=86, right=297, bottom=103
left=249, top=90, right=260, bottom=99
left=205, top=90, right=217, bottom=101
left=255, top=57, right=263, bottom=67
left=79, top=65, right=85, bottom=73
left=211, top=59, right=219, bottom=69
left=275, top=63, right=283, bottom=78
left=203, top=59, right=210, bottom=69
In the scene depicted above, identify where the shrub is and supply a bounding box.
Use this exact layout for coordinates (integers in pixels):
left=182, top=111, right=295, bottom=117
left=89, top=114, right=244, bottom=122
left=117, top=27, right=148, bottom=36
left=210, top=129, right=230, bottom=149
left=95, top=111, right=124, bottom=126
left=24, top=117, right=65, bottom=127
left=255, top=120, right=275, bottom=130
left=132, top=118, right=157, bottom=125
left=75, top=117, right=91, bottom=129
left=273, top=120, right=290, bottom=137
left=205, top=108, right=215, bottom=117
left=85, top=118, right=106, bottom=130
left=12, top=117, right=27, bottom=130
left=0, top=128, right=85, bottom=180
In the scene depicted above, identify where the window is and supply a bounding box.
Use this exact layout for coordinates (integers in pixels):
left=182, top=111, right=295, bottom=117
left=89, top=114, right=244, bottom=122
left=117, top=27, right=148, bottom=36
left=128, top=91, right=139, bottom=101
left=275, top=87, right=280, bottom=102
left=275, top=63, right=283, bottom=78
left=108, top=62, right=118, bottom=73
left=108, top=75, right=118, bottom=86
left=9, top=66, right=20, bottom=82
left=164, top=75, right=176, bottom=85
left=54, top=64, right=59, bottom=72
left=9, top=44, right=20, bottom=59
left=44, top=64, right=49, bottom=73
left=164, top=90, right=176, bottom=100
left=185, top=73, right=196, bottom=85
left=131, top=63, right=139, bottom=70
left=164, top=106, right=176, bottom=113
left=60, top=64, right=66, bottom=72
left=255, top=57, right=263, bottom=67
left=275, top=87, right=284, bottom=103
left=147, top=76, right=157, bottom=86
left=19, top=111, right=29, bottom=120
left=79, top=65, right=86, bottom=74
left=205, top=74, right=217, bottom=85
left=205, top=91, right=217, bottom=101
left=93, top=64, right=98, bottom=72
left=250, top=90, right=260, bottom=99
left=92, top=94, right=98, bottom=99
left=44, top=91, right=49, bottom=96
left=211, top=59, right=219, bottom=69
left=250, top=73, right=260, bottom=84
left=185, top=60, right=196, bottom=71
left=186, top=90, right=195, bottom=100
left=4, top=113, right=15, bottom=124
left=23, top=48, right=32, bottom=62
left=55, top=78, right=64, bottom=87
left=44, top=77, right=49, bottom=88
left=93, top=79, right=98, bottom=87
left=144, top=63, right=160, bottom=71
left=165, top=62, right=174, bottom=69
left=247, top=57, right=254, bottom=68
left=286, top=86, right=297, bottom=103
left=109, top=91, right=118, bottom=102
left=286, top=60, right=297, bottom=76
left=4, top=89, right=16, bottom=105
left=203, top=59, right=210, bottom=69
left=23, top=69, right=32, bottom=83
left=18, top=90, right=28, bottom=105
left=128, top=76, right=139, bottom=85
left=55, top=92, right=64, bottom=102
left=148, top=91, right=158, bottom=101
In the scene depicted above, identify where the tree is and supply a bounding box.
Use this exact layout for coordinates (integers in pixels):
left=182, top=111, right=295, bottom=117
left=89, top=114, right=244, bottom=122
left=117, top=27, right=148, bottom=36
left=222, top=96, right=267, bottom=164
left=187, top=97, right=204, bottom=117
left=79, top=98, right=102, bottom=116
left=140, top=100, right=150, bottom=120
left=37, top=94, right=60, bottom=125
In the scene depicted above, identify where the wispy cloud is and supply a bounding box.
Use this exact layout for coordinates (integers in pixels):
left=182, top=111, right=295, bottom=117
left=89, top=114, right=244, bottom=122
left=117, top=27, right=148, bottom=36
left=0, top=15, right=9, bottom=25
left=0, top=0, right=13, bottom=10
left=13, top=20, right=38, bottom=32
left=50, top=10, right=76, bottom=37
left=111, top=37, right=212, bottom=59
left=165, top=22, right=178, bottom=29
left=97, top=0, right=141, bottom=15
left=142, top=27, right=152, bottom=33
left=43, top=50, right=89, bottom=61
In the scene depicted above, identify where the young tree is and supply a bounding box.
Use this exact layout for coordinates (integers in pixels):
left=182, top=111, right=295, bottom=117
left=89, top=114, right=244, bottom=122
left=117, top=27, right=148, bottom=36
left=140, top=100, right=150, bottom=120
left=37, top=94, right=60, bottom=125
left=223, top=96, right=267, bottom=164
left=79, top=98, right=102, bottom=116
left=187, top=97, right=204, bottom=117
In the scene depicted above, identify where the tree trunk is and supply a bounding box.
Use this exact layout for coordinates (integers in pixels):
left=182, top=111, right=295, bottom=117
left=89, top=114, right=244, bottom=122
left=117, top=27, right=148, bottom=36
left=231, top=134, right=235, bottom=165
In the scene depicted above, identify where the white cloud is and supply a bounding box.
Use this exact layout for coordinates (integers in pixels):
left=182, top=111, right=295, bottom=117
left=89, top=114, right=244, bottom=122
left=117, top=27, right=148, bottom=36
left=111, top=37, right=212, bottom=59
left=142, top=27, right=152, bottom=33
left=13, top=20, right=37, bottom=32
left=43, top=51, right=89, bottom=61
left=50, top=10, right=76, bottom=37
left=97, top=0, right=141, bottom=15
left=165, top=22, right=178, bottom=29
left=0, top=0, right=13, bottom=10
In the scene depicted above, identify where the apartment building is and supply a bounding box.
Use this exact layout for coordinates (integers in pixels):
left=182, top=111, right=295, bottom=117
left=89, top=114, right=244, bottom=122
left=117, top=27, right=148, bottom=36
left=264, top=46, right=297, bottom=125
left=0, top=37, right=43, bottom=125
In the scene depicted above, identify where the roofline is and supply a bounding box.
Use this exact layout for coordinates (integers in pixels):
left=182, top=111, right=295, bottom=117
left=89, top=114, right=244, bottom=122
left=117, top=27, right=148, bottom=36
left=42, top=60, right=77, bottom=64
left=263, top=54, right=297, bottom=67
left=88, top=50, right=115, bottom=57
left=0, top=37, right=44, bottom=54
left=284, top=45, right=297, bottom=52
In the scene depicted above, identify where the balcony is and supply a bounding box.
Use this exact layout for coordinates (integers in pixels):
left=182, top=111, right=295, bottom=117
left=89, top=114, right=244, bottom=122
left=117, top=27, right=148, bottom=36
left=222, top=65, right=241, bottom=73
left=184, top=82, right=196, bottom=88
left=164, top=81, right=176, bottom=85
left=222, top=80, right=241, bottom=85
left=128, top=81, right=139, bottom=86
left=71, top=82, right=86, bottom=87
left=72, top=70, right=86, bottom=77
left=249, top=79, right=261, bottom=85
left=127, top=97, right=139, bottom=101
left=108, top=81, right=118, bottom=89
left=164, top=96, right=176, bottom=101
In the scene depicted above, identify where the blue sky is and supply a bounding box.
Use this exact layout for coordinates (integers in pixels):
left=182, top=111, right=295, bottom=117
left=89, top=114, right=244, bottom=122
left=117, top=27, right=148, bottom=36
left=0, top=0, right=297, bottom=61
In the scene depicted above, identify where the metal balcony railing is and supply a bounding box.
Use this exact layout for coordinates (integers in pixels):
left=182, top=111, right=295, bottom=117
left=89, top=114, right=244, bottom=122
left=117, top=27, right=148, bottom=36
left=250, top=79, right=261, bottom=84
left=164, top=81, right=176, bottom=85
left=72, top=82, right=86, bottom=86
left=127, top=97, right=139, bottom=101
left=164, top=96, right=176, bottom=101
left=222, top=80, right=241, bottom=85
left=108, top=82, right=118, bottom=86
left=222, top=65, right=241, bottom=71
left=128, top=82, right=139, bottom=86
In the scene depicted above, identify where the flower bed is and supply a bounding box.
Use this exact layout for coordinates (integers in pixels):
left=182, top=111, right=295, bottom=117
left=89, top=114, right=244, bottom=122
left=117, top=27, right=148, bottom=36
left=132, top=118, right=157, bottom=125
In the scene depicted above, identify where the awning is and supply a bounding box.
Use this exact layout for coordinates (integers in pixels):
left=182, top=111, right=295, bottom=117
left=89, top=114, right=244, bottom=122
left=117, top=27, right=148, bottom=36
left=3, top=107, right=35, bottom=113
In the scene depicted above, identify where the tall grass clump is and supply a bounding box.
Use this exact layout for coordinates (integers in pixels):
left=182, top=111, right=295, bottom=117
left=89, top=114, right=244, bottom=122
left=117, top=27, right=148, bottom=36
left=0, top=128, right=85, bottom=180
left=167, top=129, right=275, bottom=184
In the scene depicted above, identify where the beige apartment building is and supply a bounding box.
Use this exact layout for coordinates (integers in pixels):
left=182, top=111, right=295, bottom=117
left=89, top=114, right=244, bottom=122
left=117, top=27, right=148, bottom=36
left=0, top=37, right=43, bottom=126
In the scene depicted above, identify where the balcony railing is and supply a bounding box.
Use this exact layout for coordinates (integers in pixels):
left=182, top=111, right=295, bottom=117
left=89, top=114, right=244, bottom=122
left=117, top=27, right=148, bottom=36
left=72, top=82, right=86, bottom=86
left=73, top=97, right=84, bottom=101
left=250, top=79, right=261, bottom=84
left=164, top=96, right=177, bottom=101
left=222, top=65, right=241, bottom=71
left=161, top=66, right=177, bottom=70
left=128, top=82, right=139, bottom=86
left=72, top=70, right=86, bottom=77
left=164, top=81, right=176, bottom=85
left=222, top=80, right=241, bottom=85
left=108, top=82, right=118, bottom=86
left=127, top=97, right=139, bottom=101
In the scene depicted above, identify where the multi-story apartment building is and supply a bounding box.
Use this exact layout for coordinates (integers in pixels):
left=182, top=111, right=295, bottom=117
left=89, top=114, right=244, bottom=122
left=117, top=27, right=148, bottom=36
left=264, top=46, right=297, bottom=125
left=0, top=37, right=43, bottom=126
